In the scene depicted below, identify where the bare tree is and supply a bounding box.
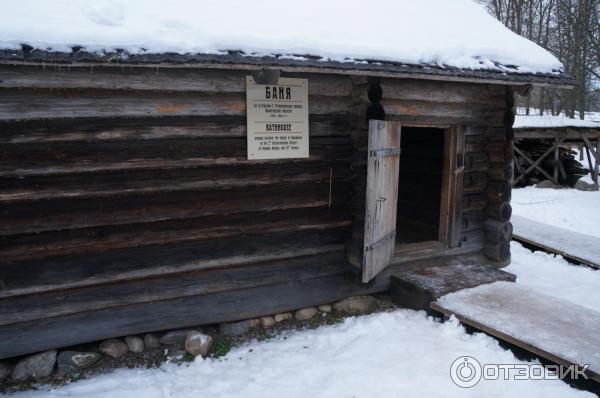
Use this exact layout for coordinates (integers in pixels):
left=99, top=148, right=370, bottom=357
left=481, top=0, right=600, bottom=117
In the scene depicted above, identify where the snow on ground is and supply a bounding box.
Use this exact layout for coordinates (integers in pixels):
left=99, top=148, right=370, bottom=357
left=514, top=115, right=600, bottom=129
left=512, top=187, right=600, bottom=238
left=0, top=0, right=562, bottom=73
left=7, top=309, right=594, bottom=398
left=507, top=242, right=600, bottom=312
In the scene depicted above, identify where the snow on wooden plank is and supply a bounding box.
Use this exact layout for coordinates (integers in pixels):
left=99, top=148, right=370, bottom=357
left=511, top=215, right=600, bottom=269
left=514, top=115, right=600, bottom=129
left=432, top=282, right=600, bottom=382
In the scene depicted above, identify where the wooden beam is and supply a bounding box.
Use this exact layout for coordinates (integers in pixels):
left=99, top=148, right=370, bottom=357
left=582, top=136, right=599, bottom=184
left=596, top=140, right=600, bottom=186
left=0, top=59, right=578, bottom=89
left=580, top=133, right=600, bottom=164
left=554, top=134, right=559, bottom=183
left=513, top=142, right=563, bottom=185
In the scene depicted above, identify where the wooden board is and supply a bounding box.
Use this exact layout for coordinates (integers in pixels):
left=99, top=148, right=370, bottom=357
left=432, top=282, right=600, bottom=382
left=362, top=120, right=401, bottom=282
left=512, top=215, right=600, bottom=269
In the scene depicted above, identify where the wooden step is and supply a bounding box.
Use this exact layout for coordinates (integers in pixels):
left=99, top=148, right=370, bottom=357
left=389, top=259, right=515, bottom=311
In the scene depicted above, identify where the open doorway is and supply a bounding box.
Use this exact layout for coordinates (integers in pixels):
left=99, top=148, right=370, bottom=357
left=396, top=127, right=445, bottom=245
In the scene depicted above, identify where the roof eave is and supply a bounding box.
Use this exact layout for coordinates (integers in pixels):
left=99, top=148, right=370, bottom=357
left=0, top=48, right=577, bottom=89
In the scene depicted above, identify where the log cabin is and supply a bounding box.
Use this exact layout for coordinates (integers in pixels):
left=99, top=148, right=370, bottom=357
left=0, top=0, right=576, bottom=359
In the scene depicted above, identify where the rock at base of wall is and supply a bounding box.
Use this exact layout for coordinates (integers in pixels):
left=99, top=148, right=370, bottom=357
left=249, top=319, right=261, bottom=328
left=144, top=333, right=161, bottom=349
left=125, top=336, right=145, bottom=353
left=318, top=305, right=332, bottom=313
left=184, top=331, right=213, bottom=357
left=220, top=320, right=251, bottom=337
left=333, top=296, right=378, bottom=315
left=99, top=339, right=129, bottom=358
left=10, top=350, right=57, bottom=383
left=0, top=361, right=11, bottom=384
left=274, top=312, right=293, bottom=323
left=294, top=307, right=318, bottom=321
left=57, top=351, right=101, bottom=376
left=159, top=329, right=194, bottom=346
left=260, top=316, right=275, bottom=328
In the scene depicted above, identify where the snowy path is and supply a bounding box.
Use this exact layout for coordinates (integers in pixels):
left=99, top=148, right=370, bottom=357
left=434, top=282, right=600, bottom=383
left=512, top=215, right=600, bottom=268
left=506, top=243, right=600, bottom=313
left=512, top=187, right=600, bottom=238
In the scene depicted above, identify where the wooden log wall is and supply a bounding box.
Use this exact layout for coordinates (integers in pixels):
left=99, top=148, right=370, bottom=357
left=0, top=64, right=513, bottom=358
left=378, top=79, right=509, bottom=253
left=483, top=88, right=515, bottom=265
left=0, top=65, right=358, bottom=358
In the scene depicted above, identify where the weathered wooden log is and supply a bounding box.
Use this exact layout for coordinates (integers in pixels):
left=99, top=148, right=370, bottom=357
left=485, top=128, right=507, bottom=142
left=485, top=201, right=512, bottom=222
left=0, top=227, right=350, bottom=299
left=0, top=137, right=352, bottom=177
left=485, top=141, right=513, bottom=163
left=461, top=212, right=486, bottom=232
left=380, top=79, right=506, bottom=103
left=0, top=160, right=352, bottom=202
left=461, top=230, right=485, bottom=245
left=463, top=172, right=487, bottom=193
left=462, top=194, right=487, bottom=212
left=487, top=162, right=513, bottom=181
left=385, top=111, right=506, bottom=127
left=0, top=66, right=354, bottom=97
left=382, top=98, right=505, bottom=121
left=484, top=219, right=513, bottom=243
left=0, top=115, right=351, bottom=144
left=0, top=89, right=352, bottom=121
left=486, top=180, right=511, bottom=202
left=0, top=269, right=389, bottom=360
left=0, top=207, right=352, bottom=262
left=483, top=241, right=511, bottom=263
left=0, top=251, right=350, bottom=326
left=345, top=80, right=371, bottom=269
left=0, top=181, right=351, bottom=235
left=465, top=152, right=488, bottom=171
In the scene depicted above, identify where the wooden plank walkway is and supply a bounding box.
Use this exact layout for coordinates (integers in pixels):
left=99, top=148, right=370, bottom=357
left=512, top=215, right=600, bottom=269
left=432, top=282, right=600, bottom=382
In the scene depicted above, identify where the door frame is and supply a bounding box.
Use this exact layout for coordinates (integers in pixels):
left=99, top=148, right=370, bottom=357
left=393, top=123, right=464, bottom=256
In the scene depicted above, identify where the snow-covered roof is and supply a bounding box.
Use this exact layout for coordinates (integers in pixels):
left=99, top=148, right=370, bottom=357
left=514, top=115, right=600, bottom=129
left=0, top=0, right=567, bottom=81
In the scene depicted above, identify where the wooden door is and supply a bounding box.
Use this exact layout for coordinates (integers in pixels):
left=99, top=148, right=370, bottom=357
left=362, top=120, right=401, bottom=282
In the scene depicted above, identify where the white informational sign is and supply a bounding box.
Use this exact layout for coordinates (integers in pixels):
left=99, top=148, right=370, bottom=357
left=246, top=76, right=309, bottom=160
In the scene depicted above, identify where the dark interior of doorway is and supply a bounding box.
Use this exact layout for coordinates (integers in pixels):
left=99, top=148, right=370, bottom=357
left=396, top=127, right=445, bottom=245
